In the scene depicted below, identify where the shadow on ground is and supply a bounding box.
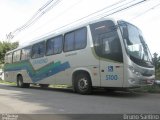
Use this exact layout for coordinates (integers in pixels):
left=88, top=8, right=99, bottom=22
left=0, top=84, right=155, bottom=114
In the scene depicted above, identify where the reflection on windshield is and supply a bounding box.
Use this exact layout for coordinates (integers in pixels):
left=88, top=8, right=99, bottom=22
left=119, top=21, right=153, bottom=67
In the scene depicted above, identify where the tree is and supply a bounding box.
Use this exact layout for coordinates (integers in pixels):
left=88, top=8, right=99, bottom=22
left=0, top=41, right=19, bottom=64
left=152, top=52, right=160, bottom=79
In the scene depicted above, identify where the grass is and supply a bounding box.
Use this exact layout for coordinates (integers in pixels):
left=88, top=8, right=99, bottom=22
left=132, top=84, right=160, bottom=93
left=0, top=79, right=16, bottom=85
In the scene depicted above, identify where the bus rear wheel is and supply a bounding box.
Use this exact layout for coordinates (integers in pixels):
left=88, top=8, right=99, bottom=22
left=75, top=73, right=92, bottom=95
left=17, top=75, right=30, bottom=88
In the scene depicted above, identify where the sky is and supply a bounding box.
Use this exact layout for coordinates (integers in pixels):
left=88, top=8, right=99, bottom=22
left=0, top=0, right=160, bottom=55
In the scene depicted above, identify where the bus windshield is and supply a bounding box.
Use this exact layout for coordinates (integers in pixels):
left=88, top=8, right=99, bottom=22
left=118, top=21, right=153, bottom=68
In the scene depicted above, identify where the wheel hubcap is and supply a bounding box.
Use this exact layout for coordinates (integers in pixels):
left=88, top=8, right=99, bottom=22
left=78, top=78, right=88, bottom=90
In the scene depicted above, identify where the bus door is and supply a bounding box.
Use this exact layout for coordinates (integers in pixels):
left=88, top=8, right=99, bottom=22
left=98, top=29, right=124, bottom=87
left=90, top=20, right=124, bottom=87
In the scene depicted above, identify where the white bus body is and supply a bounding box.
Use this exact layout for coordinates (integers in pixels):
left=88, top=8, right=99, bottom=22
left=4, top=18, right=155, bottom=94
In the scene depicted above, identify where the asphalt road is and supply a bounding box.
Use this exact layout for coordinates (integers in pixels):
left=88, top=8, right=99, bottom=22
left=0, top=84, right=160, bottom=115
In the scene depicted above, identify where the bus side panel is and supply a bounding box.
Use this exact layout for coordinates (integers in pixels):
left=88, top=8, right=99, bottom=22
left=4, top=70, right=14, bottom=82
left=54, top=28, right=101, bottom=87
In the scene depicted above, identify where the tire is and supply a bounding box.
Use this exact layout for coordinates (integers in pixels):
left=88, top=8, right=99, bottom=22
left=17, top=75, right=30, bottom=88
left=75, top=73, right=92, bottom=95
left=39, top=84, right=49, bottom=88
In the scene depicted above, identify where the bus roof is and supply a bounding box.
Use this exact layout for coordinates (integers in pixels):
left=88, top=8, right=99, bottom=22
left=30, top=17, right=116, bottom=44
left=6, top=17, right=117, bottom=54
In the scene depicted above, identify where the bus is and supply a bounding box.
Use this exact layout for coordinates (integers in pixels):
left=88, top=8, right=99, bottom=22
left=4, top=18, right=155, bottom=94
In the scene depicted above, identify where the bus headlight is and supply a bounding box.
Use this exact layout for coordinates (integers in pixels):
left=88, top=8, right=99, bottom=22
left=135, top=71, right=141, bottom=77
left=128, top=78, right=136, bottom=84
left=129, top=66, right=141, bottom=77
left=129, top=66, right=135, bottom=73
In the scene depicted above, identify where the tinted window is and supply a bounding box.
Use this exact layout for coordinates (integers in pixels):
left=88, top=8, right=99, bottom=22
left=46, top=35, right=63, bottom=55
left=21, top=47, right=31, bottom=60
left=13, top=50, right=21, bottom=62
left=64, top=27, right=87, bottom=52
left=90, top=20, right=123, bottom=62
left=31, top=41, right=45, bottom=59
left=64, top=32, right=74, bottom=52
left=5, top=53, right=13, bottom=63
left=75, top=28, right=87, bottom=49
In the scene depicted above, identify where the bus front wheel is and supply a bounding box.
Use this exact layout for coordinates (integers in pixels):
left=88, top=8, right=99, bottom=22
left=75, top=73, right=92, bottom=95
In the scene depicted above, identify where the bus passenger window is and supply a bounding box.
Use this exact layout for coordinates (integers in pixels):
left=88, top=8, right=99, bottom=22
left=64, top=32, right=74, bottom=52
left=46, top=35, right=63, bottom=55
left=13, top=50, right=21, bottom=63
left=5, top=53, right=13, bottom=63
left=31, top=41, right=45, bottom=59
left=75, top=27, right=87, bottom=50
left=64, top=27, right=87, bottom=52
left=21, top=47, right=31, bottom=60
